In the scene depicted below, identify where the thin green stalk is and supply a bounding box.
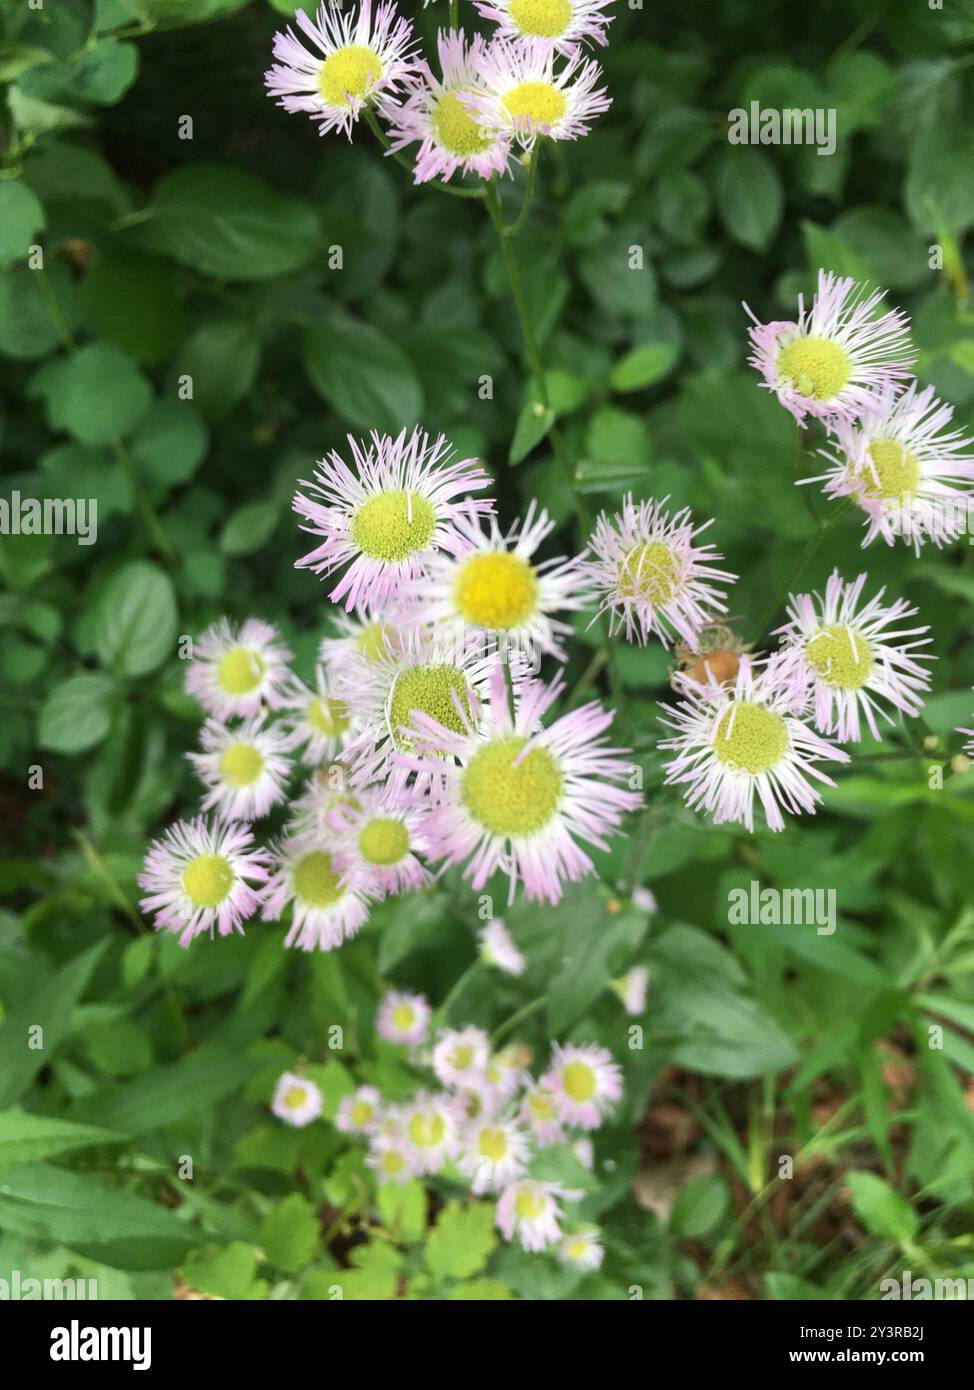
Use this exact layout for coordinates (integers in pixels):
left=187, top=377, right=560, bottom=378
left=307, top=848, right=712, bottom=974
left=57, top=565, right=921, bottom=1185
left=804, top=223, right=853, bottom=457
left=505, top=143, right=541, bottom=237
left=491, top=996, right=545, bottom=1046
left=749, top=501, right=854, bottom=645
left=794, top=420, right=821, bottom=528
left=448, top=0, right=460, bottom=27
left=363, top=108, right=483, bottom=199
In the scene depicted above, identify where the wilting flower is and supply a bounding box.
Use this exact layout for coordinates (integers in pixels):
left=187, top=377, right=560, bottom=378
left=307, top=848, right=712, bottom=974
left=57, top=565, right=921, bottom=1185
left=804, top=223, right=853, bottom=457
left=276, top=667, right=354, bottom=767
left=475, top=0, right=615, bottom=50
left=328, top=784, right=433, bottom=894
left=544, top=1042, right=622, bottom=1130
left=496, top=1178, right=567, bottom=1250
left=674, top=623, right=751, bottom=690
left=659, top=655, right=849, bottom=833
left=336, top=1084, right=383, bottom=1135
left=447, top=1072, right=502, bottom=1130
left=377, top=989, right=431, bottom=1045
left=586, top=495, right=736, bottom=648
left=811, top=382, right=974, bottom=551
left=262, top=835, right=374, bottom=951
left=400, top=1090, right=457, bottom=1174
left=432, top=1025, right=491, bottom=1088
left=139, top=817, right=270, bottom=946
left=386, top=30, right=513, bottom=183
left=188, top=716, right=292, bottom=822
left=745, top=270, right=915, bottom=426
left=410, top=501, right=592, bottom=660
left=774, top=570, right=932, bottom=743
left=611, top=965, right=648, bottom=1015
left=185, top=618, right=292, bottom=721
left=479, top=918, right=526, bottom=976
left=265, top=0, right=418, bottom=138
left=458, top=1115, right=531, bottom=1194
left=402, top=666, right=640, bottom=905
left=466, top=36, right=610, bottom=146
left=293, top=427, right=493, bottom=611
left=271, top=1072, right=323, bottom=1128
left=557, top=1227, right=604, bottom=1271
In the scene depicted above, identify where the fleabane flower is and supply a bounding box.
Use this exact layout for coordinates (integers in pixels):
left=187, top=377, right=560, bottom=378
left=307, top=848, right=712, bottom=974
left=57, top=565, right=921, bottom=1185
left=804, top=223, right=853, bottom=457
left=466, top=35, right=610, bottom=146
left=488, top=1042, right=534, bottom=1098
left=287, top=763, right=359, bottom=837
left=293, top=427, right=493, bottom=612
left=139, top=817, right=270, bottom=946
left=496, top=1178, right=567, bottom=1251
left=188, top=717, right=292, bottom=822
left=745, top=270, right=915, bottom=426
left=611, top=964, right=648, bottom=1015
left=659, top=655, right=849, bottom=833
left=276, top=667, right=354, bottom=767
left=544, top=1042, right=622, bottom=1130
left=401, top=666, right=641, bottom=906
left=475, top=0, right=614, bottom=50
left=319, top=606, right=410, bottom=678
left=558, top=1227, right=604, bottom=1271
left=774, top=570, right=932, bottom=743
left=459, top=1115, right=531, bottom=1194
left=336, top=1084, right=383, bottom=1135
left=185, top=618, right=292, bottom=721
left=409, top=501, right=592, bottom=660
left=262, top=835, right=374, bottom=952
left=432, top=1025, right=491, bottom=1088
left=447, top=1072, right=502, bottom=1130
left=265, top=1, right=418, bottom=138
left=400, top=1090, right=457, bottom=1174
left=271, top=1072, right=323, bottom=1128
left=520, top=1082, right=565, bottom=1143
left=478, top=918, right=526, bottom=976
left=377, top=989, right=431, bottom=1046
left=386, top=30, right=513, bottom=184
left=328, top=784, right=433, bottom=894
left=585, top=495, right=736, bottom=648
left=811, top=382, right=974, bottom=551
left=366, top=1132, right=414, bottom=1185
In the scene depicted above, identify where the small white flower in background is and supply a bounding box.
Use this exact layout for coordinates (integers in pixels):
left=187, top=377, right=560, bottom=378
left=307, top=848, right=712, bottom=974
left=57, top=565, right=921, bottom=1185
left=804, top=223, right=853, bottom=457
left=276, top=667, right=354, bottom=767
left=185, top=617, right=292, bottom=721
left=432, top=1025, right=491, bottom=1088
left=271, top=1072, right=323, bottom=1128
left=328, top=783, right=434, bottom=896
left=496, top=1178, right=568, bottom=1251
left=631, top=885, right=656, bottom=915
left=366, top=1132, right=414, bottom=1185
left=261, top=835, right=375, bottom=952
left=376, top=989, right=432, bottom=1046
left=400, top=1090, right=458, bottom=1174
left=611, top=964, right=649, bottom=1015
left=458, top=1115, right=532, bottom=1194
left=479, top=918, right=526, bottom=975
left=139, top=817, right=270, bottom=946
left=188, top=717, right=292, bottom=822
left=572, top=1136, right=594, bottom=1170
left=520, top=1081, right=565, bottom=1144
left=336, top=1084, right=383, bottom=1135
left=544, top=1041, right=622, bottom=1130
left=557, top=1226, right=604, bottom=1271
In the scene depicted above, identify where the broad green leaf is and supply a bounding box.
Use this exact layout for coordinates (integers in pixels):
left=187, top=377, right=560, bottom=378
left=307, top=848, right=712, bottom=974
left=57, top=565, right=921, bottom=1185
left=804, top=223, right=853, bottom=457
left=38, top=673, right=116, bottom=754
left=31, top=342, right=152, bottom=444
left=304, top=315, right=423, bottom=434
left=0, top=941, right=107, bottom=1106
left=424, top=1201, right=497, bottom=1280
left=259, top=1194, right=320, bottom=1274
left=0, top=1113, right=125, bottom=1167
left=0, top=181, right=45, bottom=264
left=715, top=148, right=782, bottom=251
left=846, top=1171, right=919, bottom=1246
left=92, top=560, right=177, bottom=678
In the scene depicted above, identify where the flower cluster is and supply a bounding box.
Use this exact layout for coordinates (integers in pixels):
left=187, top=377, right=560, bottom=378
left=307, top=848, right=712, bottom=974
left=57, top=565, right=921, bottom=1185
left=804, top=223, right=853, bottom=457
left=272, top=999, right=623, bottom=1265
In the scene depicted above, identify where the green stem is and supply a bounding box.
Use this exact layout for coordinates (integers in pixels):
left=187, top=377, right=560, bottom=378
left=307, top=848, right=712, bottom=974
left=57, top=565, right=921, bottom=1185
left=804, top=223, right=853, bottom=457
left=435, top=958, right=483, bottom=1024
left=448, top=0, right=460, bottom=27
left=363, top=107, right=483, bottom=199
left=794, top=420, right=821, bottom=528
left=748, top=502, right=854, bottom=646
left=491, top=996, right=545, bottom=1046
left=505, top=143, right=541, bottom=238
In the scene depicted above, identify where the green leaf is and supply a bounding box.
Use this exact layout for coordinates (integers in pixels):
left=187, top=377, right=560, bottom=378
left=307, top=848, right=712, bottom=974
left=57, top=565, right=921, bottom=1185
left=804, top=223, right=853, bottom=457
left=259, top=1194, right=320, bottom=1274
left=424, top=1201, right=497, bottom=1280
left=609, top=341, right=678, bottom=392
left=92, top=560, right=177, bottom=678
left=377, top=1179, right=428, bottom=1243
left=78, top=1049, right=261, bottom=1136
left=0, top=44, right=53, bottom=84
left=130, top=400, right=208, bottom=485
left=38, top=673, right=116, bottom=753
left=0, top=263, right=78, bottom=361
left=846, top=1171, right=919, bottom=1246
left=182, top=1242, right=265, bottom=1299
left=175, top=317, right=261, bottom=419
left=801, top=221, right=871, bottom=282
left=80, top=251, right=186, bottom=363
left=304, top=315, right=423, bottom=433
left=0, top=1113, right=126, bottom=1167
left=335, top=1241, right=402, bottom=1300
left=0, top=180, right=45, bottom=264
left=715, top=148, right=782, bottom=251
left=220, top=501, right=279, bottom=557
left=32, top=342, right=152, bottom=444
left=669, top=1174, right=731, bottom=1239
left=450, top=1279, right=513, bottom=1300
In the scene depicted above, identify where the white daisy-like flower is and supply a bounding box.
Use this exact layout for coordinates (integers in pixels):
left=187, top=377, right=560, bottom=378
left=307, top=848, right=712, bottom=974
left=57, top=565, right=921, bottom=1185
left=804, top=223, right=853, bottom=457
left=465, top=35, right=610, bottom=147
left=271, top=1072, right=323, bottom=1128
left=774, top=570, right=932, bottom=743
left=631, top=885, right=657, bottom=915
left=328, top=784, right=433, bottom=895
left=386, top=30, right=513, bottom=184
left=478, top=918, right=526, bottom=976
left=496, top=1178, right=567, bottom=1251
left=401, top=665, right=641, bottom=906
left=475, top=0, right=615, bottom=50
left=265, top=0, right=418, bottom=138
left=544, top=1042, right=622, bottom=1130
left=572, top=1136, right=594, bottom=1170
left=319, top=606, right=410, bottom=678
left=520, top=1082, right=565, bottom=1144
left=293, top=427, right=493, bottom=613
left=187, top=716, right=292, bottom=822
left=400, top=1090, right=457, bottom=1174
left=261, top=835, right=374, bottom=952
left=432, top=1025, right=491, bottom=1089
left=811, top=382, right=974, bottom=551
left=611, top=964, right=648, bottom=1015
left=287, top=763, right=359, bottom=837
left=585, top=495, right=736, bottom=648
left=659, top=655, right=850, bottom=833
left=745, top=270, right=915, bottom=426
left=488, top=1042, right=534, bottom=1099
left=336, top=1084, right=383, bottom=1135
left=276, top=667, right=354, bottom=767
left=408, top=501, right=592, bottom=661
left=366, top=1132, right=414, bottom=1185
left=185, top=618, right=292, bottom=721
left=376, top=989, right=431, bottom=1046
left=458, top=1115, right=531, bottom=1194
left=446, top=1072, right=502, bottom=1131
left=557, top=1227, right=604, bottom=1271
left=139, top=817, right=270, bottom=947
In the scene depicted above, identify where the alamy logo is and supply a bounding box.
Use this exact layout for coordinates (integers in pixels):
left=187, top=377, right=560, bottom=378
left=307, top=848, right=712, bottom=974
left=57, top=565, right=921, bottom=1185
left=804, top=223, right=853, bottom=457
left=728, top=879, right=836, bottom=935
left=881, top=1270, right=972, bottom=1300
left=50, top=1320, right=151, bottom=1371
left=727, top=102, right=836, bottom=156
left=0, top=491, right=97, bottom=546
left=0, top=1271, right=97, bottom=1300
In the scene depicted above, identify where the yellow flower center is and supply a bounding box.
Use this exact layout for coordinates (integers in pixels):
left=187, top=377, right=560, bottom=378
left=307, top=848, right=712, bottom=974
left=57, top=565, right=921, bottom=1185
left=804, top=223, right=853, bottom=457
left=859, top=438, right=921, bottom=503
left=389, top=664, right=472, bottom=747
left=515, top=1189, right=546, bottom=1221
left=478, top=1127, right=509, bottom=1162
left=318, top=44, right=382, bottom=108
left=562, top=1060, right=597, bottom=1102
left=461, top=736, right=563, bottom=837
left=408, top=1110, right=446, bottom=1150
left=217, top=646, right=264, bottom=695
left=182, top=853, right=235, bottom=908
left=292, top=850, right=344, bottom=909
left=283, top=1085, right=308, bottom=1111
left=356, top=621, right=393, bottom=661
left=350, top=1100, right=374, bottom=1128
left=776, top=336, right=851, bottom=402
left=450, top=1044, right=475, bottom=1071
left=358, top=816, right=410, bottom=866
left=713, top=701, right=789, bottom=775
left=617, top=541, right=680, bottom=605
left=455, top=551, right=539, bottom=629
left=503, top=80, right=568, bottom=128
left=433, top=91, right=492, bottom=156
left=308, top=695, right=350, bottom=737
left=565, top=1237, right=590, bottom=1261
left=529, top=1089, right=556, bottom=1120
left=806, top=625, right=873, bottom=690
left=219, top=742, right=264, bottom=787
left=391, top=1003, right=415, bottom=1032
left=381, top=1149, right=406, bottom=1175
left=509, top=0, right=573, bottom=37
left=352, top=490, right=436, bottom=563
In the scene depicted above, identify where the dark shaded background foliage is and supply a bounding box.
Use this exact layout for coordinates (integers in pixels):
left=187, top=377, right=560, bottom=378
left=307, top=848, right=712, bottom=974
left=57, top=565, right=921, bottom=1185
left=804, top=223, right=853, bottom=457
left=1, top=0, right=974, bottom=1300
